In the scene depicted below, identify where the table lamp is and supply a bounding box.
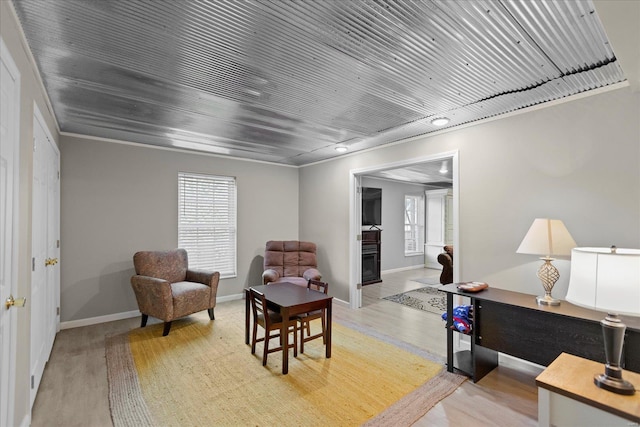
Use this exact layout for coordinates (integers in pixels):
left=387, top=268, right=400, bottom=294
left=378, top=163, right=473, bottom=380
left=516, top=218, right=577, bottom=306
left=566, top=247, right=640, bottom=395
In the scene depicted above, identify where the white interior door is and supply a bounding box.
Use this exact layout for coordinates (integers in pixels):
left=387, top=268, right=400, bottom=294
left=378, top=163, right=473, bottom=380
left=1, top=37, right=21, bottom=427
left=352, top=174, right=363, bottom=308
left=30, top=105, right=59, bottom=408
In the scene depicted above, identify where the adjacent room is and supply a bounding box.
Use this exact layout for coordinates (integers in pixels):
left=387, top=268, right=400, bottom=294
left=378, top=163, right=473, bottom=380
left=2, top=0, right=639, bottom=426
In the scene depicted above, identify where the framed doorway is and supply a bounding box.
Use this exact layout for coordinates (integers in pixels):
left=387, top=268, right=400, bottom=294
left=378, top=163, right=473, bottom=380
left=349, top=151, right=460, bottom=309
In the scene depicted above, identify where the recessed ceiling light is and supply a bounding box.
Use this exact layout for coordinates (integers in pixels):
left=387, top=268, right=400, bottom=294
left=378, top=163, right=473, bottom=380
left=431, top=117, right=450, bottom=126
left=335, top=146, right=348, bottom=153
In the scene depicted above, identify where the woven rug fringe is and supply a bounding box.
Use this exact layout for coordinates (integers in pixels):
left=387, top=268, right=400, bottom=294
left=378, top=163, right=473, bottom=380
left=105, top=333, right=155, bottom=427
left=363, top=370, right=467, bottom=426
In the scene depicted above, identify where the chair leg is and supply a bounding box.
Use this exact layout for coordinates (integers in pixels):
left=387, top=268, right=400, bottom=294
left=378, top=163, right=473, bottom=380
left=251, top=324, right=258, bottom=355
left=321, top=316, right=326, bottom=344
left=293, top=325, right=298, bottom=358
left=162, top=321, right=172, bottom=336
left=262, top=332, right=269, bottom=366
left=207, top=308, right=215, bottom=320
left=140, top=314, right=148, bottom=328
left=300, top=320, right=305, bottom=354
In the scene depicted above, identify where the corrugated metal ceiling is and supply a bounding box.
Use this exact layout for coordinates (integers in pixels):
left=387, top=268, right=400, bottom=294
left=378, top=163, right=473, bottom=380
left=12, top=0, right=624, bottom=166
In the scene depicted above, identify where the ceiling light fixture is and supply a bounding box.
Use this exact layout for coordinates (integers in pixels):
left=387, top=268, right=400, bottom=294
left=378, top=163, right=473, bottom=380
left=431, top=117, right=450, bottom=126
left=439, top=160, right=448, bottom=174
left=335, top=145, right=348, bottom=153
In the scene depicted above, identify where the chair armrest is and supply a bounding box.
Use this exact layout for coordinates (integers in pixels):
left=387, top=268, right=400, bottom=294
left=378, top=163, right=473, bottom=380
left=437, top=253, right=452, bottom=267
left=186, top=269, right=220, bottom=308
left=186, top=269, right=220, bottom=288
left=262, top=269, right=280, bottom=284
left=302, top=268, right=321, bottom=281
left=130, top=275, right=173, bottom=320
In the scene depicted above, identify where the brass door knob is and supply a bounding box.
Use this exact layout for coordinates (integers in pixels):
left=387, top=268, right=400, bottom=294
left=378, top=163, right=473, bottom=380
left=45, top=258, right=58, bottom=266
left=5, top=295, right=27, bottom=309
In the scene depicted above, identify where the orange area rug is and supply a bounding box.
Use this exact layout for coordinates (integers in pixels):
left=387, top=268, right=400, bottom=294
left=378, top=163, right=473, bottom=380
left=106, top=305, right=465, bottom=426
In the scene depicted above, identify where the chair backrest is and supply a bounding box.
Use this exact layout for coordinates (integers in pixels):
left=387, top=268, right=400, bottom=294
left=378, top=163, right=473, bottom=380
left=308, top=279, right=328, bottom=294
left=263, top=240, right=317, bottom=278
left=133, top=249, right=188, bottom=283
left=249, top=288, right=269, bottom=328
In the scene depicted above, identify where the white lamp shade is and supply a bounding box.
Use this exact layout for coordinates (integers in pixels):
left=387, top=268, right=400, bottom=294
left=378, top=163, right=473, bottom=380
left=566, top=247, right=640, bottom=317
left=516, top=218, right=577, bottom=257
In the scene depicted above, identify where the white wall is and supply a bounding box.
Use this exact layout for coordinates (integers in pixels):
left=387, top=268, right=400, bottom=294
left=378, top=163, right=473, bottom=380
left=361, top=177, right=432, bottom=271
left=299, top=87, right=640, bottom=302
left=60, top=136, right=299, bottom=322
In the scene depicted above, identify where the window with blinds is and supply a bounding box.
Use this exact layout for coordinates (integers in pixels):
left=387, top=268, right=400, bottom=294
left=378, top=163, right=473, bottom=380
left=178, top=172, right=237, bottom=278
left=404, top=194, right=425, bottom=256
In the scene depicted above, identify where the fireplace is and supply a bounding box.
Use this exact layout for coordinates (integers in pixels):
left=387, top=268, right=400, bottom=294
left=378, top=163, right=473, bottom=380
left=362, top=230, right=382, bottom=285
left=362, top=246, right=379, bottom=283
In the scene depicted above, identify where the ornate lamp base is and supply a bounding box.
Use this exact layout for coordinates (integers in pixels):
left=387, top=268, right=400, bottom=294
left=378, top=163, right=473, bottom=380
left=536, top=294, right=561, bottom=306
left=536, top=257, right=561, bottom=306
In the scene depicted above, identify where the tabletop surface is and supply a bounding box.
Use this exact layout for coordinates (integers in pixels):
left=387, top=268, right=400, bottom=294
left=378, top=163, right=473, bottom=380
left=250, top=282, right=332, bottom=307
left=536, top=352, right=640, bottom=422
left=439, top=283, right=640, bottom=331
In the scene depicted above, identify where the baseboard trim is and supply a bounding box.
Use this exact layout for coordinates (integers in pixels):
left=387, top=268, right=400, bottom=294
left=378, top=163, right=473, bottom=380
left=498, top=352, right=545, bottom=372
left=382, top=265, right=434, bottom=275
left=60, top=292, right=348, bottom=330
left=60, top=310, right=141, bottom=330
left=60, top=293, right=245, bottom=329
left=19, top=413, right=30, bottom=427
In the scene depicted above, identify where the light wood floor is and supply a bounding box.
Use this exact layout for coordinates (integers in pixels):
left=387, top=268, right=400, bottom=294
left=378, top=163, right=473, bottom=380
left=31, top=268, right=541, bottom=426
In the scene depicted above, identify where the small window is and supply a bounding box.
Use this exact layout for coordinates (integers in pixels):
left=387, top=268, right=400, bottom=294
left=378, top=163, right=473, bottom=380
left=178, top=172, right=237, bottom=278
left=404, top=194, right=424, bottom=256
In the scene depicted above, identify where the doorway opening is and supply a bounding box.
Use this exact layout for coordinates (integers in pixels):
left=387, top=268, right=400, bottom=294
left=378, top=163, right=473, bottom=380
left=349, top=151, right=459, bottom=309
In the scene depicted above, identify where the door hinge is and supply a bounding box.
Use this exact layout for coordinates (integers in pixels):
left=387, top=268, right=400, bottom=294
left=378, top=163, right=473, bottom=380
left=57, top=307, right=60, bottom=316
left=33, top=137, right=36, bottom=151
left=32, top=257, right=35, bottom=271
left=31, top=375, right=34, bottom=389
left=58, top=171, right=60, bottom=180
left=57, top=240, right=60, bottom=248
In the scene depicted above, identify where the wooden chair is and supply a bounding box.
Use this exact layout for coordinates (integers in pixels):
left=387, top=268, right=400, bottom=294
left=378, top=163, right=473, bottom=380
left=296, top=280, right=328, bottom=353
left=249, top=288, right=298, bottom=366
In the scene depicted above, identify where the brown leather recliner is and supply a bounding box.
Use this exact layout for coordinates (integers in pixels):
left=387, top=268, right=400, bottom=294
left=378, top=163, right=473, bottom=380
left=130, top=249, right=220, bottom=336
left=437, top=245, right=454, bottom=285
left=262, top=240, right=322, bottom=286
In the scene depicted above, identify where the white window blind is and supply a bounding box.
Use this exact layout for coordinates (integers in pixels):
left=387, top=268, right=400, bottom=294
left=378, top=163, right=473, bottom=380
left=404, top=194, right=425, bottom=256
left=178, top=172, right=237, bottom=278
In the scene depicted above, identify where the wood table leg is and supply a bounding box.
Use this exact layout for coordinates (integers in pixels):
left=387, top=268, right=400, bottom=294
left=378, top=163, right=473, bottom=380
left=281, top=306, right=289, bottom=375
left=245, top=288, right=250, bottom=345
left=326, top=300, right=332, bottom=358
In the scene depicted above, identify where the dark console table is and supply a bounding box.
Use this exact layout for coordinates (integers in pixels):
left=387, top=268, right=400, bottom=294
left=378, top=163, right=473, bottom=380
left=440, top=283, right=640, bottom=382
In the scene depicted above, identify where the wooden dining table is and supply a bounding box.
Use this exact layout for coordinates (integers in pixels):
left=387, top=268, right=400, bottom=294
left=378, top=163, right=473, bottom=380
left=245, top=282, right=333, bottom=374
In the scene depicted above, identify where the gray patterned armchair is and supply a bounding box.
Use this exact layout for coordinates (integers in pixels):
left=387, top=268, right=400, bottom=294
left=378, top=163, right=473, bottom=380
left=262, top=240, right=322, bottom=286
left=130, top=249, right=220, bottom=336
